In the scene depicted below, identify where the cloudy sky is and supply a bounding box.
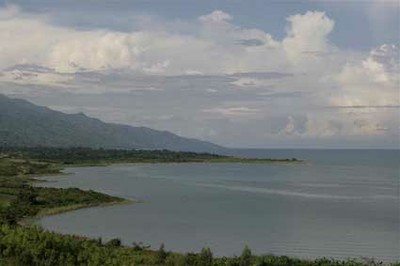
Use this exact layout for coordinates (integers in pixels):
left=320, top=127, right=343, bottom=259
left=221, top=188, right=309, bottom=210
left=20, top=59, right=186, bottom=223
left=0, top=0, right=399, bottom=148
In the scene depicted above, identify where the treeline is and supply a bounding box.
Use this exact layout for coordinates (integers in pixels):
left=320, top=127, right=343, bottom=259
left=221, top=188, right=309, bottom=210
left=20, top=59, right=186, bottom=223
left=0, top=147, right=226, bottom=165
left=0, top=225, right=390, bottom=266
left=0, top=181, right=124, bottom=226
left=0, top=147, right=300, bottom=165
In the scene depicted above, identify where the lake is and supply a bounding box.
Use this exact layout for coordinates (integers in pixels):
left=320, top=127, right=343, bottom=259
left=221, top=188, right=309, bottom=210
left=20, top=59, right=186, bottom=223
left=37, top=149, right=399, bottom=262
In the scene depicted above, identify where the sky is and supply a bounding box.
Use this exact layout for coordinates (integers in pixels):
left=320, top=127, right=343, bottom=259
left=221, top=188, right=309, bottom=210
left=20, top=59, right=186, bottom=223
left=0, top=0, right=399, bottom=148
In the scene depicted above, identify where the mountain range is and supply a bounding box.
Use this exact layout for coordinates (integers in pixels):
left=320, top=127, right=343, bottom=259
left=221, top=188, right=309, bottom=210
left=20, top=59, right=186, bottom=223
left=0, top=94, right=224, bottom=153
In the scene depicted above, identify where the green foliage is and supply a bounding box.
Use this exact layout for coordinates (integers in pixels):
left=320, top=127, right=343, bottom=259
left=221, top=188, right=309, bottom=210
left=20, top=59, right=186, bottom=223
left=0, top=93, right=223, bottom=151
left=0, top=207, right=18, bottom=226
left=0, top=182, right=40, bottom=225
left=0, top=224, right=157, bottom=266
left=132, top=241, right=151, bottom=251
left=199, top=247, right=213, bottom=266
left=16, top=185, right=37, bottom=205
left=0, top=156, right=124, bottom=226
left=156, top=243, right=168, bottom=264
left=106, top=238, right=122, bottom=248
left=0, top=179, right=124, bottom=226
left=0, top=158, right=60, bottom=177
left=0, top=147, right=225, bottom=164
left=0, top=223, right=395, bottom=266
left=0, top=146, right=300, bottom=165
left=34, top=187, right=123, bottom=209
left=240, top=245, right=252, bottom=266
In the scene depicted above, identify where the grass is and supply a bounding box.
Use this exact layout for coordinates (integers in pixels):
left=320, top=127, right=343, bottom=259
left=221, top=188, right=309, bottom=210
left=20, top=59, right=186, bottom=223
left=0, top=157, right=127, bottom=227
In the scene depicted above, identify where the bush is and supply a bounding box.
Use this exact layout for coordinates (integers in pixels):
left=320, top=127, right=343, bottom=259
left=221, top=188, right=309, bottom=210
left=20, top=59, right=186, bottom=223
left=106, top=238, right=122, bottom=247
left=199, top=247, right=213, bottom=266
left=240, top=246, right=252, bottom=266
left=156, top=243, right=168, bottom=264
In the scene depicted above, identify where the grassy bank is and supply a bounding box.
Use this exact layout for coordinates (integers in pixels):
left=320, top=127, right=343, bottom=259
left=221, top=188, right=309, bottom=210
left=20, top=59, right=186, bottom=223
left=0, top=224, right=396, bottom=266
left=21, top=200, right=132, bottom=227
left=0, top=157, right=126, bottom=225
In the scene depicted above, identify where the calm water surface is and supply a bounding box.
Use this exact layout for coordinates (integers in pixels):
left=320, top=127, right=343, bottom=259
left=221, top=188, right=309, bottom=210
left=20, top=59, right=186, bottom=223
left=37, top=150, right=399, bottom=261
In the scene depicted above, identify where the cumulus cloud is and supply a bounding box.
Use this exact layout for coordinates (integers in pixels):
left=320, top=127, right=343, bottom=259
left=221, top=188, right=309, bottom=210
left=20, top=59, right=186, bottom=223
left=280, top=113, right=390, bottom=138
left=0, top=5, right=398, bottom=147
left=0, top=6, right=342, bottom=81
left=198, top=10, right=232, bottom=24
left=50, top=32, right=142, bottom=73
left=332, top=44, right=399, bottom=107
left=0, top=6, right=283, bottom=76
left=282, top=11, right=335, bottom=68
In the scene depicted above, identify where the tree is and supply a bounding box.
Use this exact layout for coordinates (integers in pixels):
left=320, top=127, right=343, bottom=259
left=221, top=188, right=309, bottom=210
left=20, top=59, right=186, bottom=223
left=16, top=185, right=37, bottom=205
left=0, top=207, right=18, bottom=225
left=106, top=238, right=121, bottom=247
left=198, top=247, right=213, bottom=266
left=156, top=243, right=167, bottom=264
left=239, top=246, right=252, bottom=266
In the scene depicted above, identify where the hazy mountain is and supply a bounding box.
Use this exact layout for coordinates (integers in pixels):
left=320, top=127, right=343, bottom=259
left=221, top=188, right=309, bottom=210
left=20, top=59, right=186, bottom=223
left=0, top=94, right=224, bottom=152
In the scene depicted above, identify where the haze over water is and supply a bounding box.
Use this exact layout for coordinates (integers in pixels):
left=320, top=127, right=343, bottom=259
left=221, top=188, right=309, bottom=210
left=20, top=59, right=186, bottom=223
left=38, top=150, right=399, bottom=262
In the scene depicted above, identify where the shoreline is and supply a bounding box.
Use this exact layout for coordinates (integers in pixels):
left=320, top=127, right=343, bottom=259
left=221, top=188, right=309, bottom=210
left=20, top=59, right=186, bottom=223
left=56, top=159, right=305, bottom=170
left=30, top=165, right=396, bottom=265
left=20, top=198, right=133, bottom=227
left=22, top=169, right=135, bottom=226
left=27, top=157, right=302, bottom=224
left=2, top=155, right=397, bottom=265
left=25, top=156, right=297, bottom=226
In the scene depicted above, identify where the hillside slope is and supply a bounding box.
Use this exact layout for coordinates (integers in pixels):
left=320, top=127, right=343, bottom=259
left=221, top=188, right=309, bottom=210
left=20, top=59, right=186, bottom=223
left=0, top=94, right=224, bottom=152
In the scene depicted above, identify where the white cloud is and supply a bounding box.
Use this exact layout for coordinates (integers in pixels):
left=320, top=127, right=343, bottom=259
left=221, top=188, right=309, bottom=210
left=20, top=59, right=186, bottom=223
left=280, top=113, right=389, bottom=138
left=282, top=11, right=335, bottom=67
left=0, top=4, right=19, bottom=19
left=0, top=7, right=341, bottom=78
left=0, top=68, right=74, bottom=87
left=50, top=32, right=142, bottom=73
left=185, top=70, right=204, bottom=75
left=332, top=44, right=399, bottom=107
left=143, top=60, right=170, bottom=74
left=0, top=5, right=398, bottom=146
left=282, top=116, right=297, bottom=135
left=198, top=10, right=232, bottom=24
left=202, top=107, right=259, bottom=118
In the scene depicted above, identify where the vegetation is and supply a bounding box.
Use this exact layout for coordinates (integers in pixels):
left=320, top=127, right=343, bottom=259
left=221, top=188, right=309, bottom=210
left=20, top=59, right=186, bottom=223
left=1, top=224, right=396, bottom=266
left=0, top=93, right=223, bottom=151
left=0, top=158, right=60, bottom=209
left=0, top=158, right=125, bottom=224
left=0, top=157, right=60, bottom=177
left=0, top=147, right=301, bottom=165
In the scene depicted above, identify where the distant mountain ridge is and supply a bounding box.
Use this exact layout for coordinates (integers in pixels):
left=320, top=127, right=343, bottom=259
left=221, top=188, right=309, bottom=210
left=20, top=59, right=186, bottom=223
left=0, top=94, right=224, bottom=152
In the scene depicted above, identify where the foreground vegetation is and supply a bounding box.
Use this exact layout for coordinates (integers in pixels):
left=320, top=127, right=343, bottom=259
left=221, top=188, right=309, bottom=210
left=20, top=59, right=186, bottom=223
left=0, top=150, right=397, bottom=265
left=1, top=224, right=393, bottom=266
left=0, top=147, right=301, bottom=165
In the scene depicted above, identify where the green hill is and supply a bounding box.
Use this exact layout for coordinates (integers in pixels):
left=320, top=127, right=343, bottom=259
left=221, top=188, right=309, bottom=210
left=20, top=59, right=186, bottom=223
left=0, top=94, right=224, bottom=152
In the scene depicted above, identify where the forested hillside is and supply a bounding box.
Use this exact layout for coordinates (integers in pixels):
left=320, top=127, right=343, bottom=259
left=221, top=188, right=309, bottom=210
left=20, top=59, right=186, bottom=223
left=0, top=94, right=223, bottom=152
